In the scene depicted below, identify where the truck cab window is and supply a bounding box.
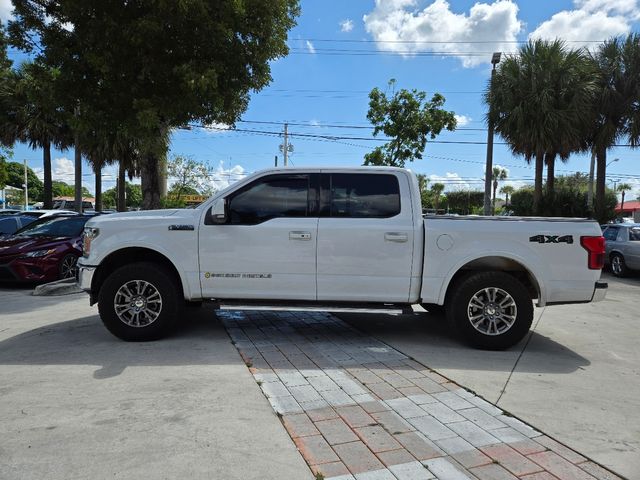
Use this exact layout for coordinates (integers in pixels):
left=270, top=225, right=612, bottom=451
left=330, top=173, right=400, bottom=218
left=228, top=175, right=309, bottom=225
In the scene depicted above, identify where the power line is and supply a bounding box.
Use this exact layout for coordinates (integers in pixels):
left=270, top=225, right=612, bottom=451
left=295, top=38, right=606, bottom=45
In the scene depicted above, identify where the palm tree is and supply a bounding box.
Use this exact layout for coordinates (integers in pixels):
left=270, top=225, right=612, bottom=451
left=591, top=34, right=640, bottom=223
left=10, top=63, right=71, bottom=209
left=500, top=185, right=515, bottom=206
left=616, top=183, right=633, bottom=213
left=488, top=40, right=596, bottom=215
left=492, top=167, right=508, bottom=214
left=430, top=182, right=445, bottom=213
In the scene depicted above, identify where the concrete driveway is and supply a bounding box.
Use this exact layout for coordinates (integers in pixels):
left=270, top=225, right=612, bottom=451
left=338, top=272, right=640, bottom=479
left=0, top=286, right=312, bottom=480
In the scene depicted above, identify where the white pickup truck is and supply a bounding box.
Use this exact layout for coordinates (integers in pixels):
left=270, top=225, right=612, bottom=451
left=77, top=167, right=607, bottom=349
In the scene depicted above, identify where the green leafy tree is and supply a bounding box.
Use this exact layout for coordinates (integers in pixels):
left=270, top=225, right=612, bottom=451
left=590, top=34, right=640, bottom=223
left=5, top=161, right=43, bottom=202
left=488, top=40, right=596, bottom=214
left=430, top=182, right=445, bottom=213
left=492, top=167, right=508, bottom=215
left=0, top=156, right=7, bottom=189
left=103, top=182, right=142, bottom=210
left=364, top=80, right=456, bottom=167
left=510, top=175, right=617, bottom=220
left=167, top=155, right=213, bottom=202
left=445, top=190, right=485, bottom=215
left=51, top=180, right=74, bottom=197
left=9, top=0, right=301, bottom=209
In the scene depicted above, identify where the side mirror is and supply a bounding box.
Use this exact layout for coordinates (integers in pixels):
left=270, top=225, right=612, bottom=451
left=208, top=197, right=227, bottom=224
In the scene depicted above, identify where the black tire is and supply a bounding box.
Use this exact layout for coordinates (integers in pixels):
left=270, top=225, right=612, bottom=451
left=610, top=253, right=629, bottom=277
left=446, top=271, right=533, bottom=350
left=421, top=303, right=445, bottom=316
left=59, top=254, right=78, bottom=280
left=98, top=262, right=181, bottom=341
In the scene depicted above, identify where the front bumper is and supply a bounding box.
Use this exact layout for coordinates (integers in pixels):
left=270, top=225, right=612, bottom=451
left=592, top=281, right=608, bottom=302
left=77, top=264, right=96, bottom=292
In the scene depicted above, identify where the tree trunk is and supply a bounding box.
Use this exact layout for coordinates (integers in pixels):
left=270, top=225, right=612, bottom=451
left=43, top=141, right=53, bottom=209
left=533, top=152, right=544, bottom=216
left=621, top=190, right=626, bottom=213
left=117, top=161, right=126, bottom=212
left=74, top=143, right=82, bottom=213
left=94, top=162, right=102, bottom=212
left=141, top=152, right=162, bottom=210
left=545, top=152, right=555, bottom=197
left=492, top=179, right=498, bottom=215
left=595, top=146, right=607, bottom=223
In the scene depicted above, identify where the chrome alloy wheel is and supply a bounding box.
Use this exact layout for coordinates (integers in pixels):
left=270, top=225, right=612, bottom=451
left=60, top=255, right=77, bottom=279
left=113, top=280, right=163, bottom=327
left=467, top=287, right=517, bottom=336
left=611, top=255, right=623, bottom=275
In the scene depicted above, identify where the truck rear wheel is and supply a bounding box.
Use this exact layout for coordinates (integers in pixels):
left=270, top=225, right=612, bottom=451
left=447, top=271, right=533, bottom=350
left=98, top=262, right=180, bottom=341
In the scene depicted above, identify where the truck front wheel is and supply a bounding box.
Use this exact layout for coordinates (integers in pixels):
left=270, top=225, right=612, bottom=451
left=447, top=271, right=533, bottom=350
left=98, top=262, right=180, bottom=341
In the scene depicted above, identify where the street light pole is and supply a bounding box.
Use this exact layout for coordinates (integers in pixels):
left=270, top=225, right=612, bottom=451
left=483, top=52, right=501, bottom=216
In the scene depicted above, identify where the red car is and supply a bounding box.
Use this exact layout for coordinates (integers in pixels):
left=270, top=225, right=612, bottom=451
left=0, top=215, right=93, bottom=283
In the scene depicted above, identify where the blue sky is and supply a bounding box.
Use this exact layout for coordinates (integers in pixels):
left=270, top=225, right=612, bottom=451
left=2, top=0, right=640, bottom=198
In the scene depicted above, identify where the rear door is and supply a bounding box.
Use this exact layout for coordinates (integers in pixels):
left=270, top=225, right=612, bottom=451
left=316, top=172, right=415, bottom=302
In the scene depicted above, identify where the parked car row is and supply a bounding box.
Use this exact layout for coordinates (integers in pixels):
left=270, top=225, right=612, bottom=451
left=601, top=223, right=640, bottom=277
left=0, top=215, right=95, bottom=283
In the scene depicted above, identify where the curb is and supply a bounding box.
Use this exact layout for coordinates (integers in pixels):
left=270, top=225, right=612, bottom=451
left=33, top=278, right=83, bottom=296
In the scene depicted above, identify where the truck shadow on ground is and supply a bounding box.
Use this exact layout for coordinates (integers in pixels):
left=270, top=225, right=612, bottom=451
left=338, top=311, right=590, bottom=375
left=0, top=306, right=589, bottom=379
left=0, top=307, right=231, bottom=379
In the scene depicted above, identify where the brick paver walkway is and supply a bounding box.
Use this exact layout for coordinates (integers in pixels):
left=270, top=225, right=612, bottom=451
left=219, top=310, right=621, bottom=480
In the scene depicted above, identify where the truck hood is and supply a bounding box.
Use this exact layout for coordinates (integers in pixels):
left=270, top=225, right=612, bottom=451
left=86, top=209, right=200, bottom=228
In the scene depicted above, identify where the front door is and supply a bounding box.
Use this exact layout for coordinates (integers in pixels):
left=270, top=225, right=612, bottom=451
left=199, top=173, right=318, bottom=300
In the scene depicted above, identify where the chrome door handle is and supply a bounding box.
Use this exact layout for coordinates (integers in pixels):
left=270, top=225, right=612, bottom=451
left=289, top=231, right=312, bottom=241
left=385, top=232, right=408, bottom=243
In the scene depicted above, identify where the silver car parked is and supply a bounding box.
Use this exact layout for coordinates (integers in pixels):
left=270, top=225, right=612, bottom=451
left=601, top=223, right=640, bottom=277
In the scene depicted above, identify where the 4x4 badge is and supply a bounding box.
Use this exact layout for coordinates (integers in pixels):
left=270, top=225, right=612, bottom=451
left=529, top=235, right=573, bottom=244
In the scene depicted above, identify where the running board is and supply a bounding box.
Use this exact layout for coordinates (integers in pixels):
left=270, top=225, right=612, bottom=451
left=213, top=301, right=414, bottom=315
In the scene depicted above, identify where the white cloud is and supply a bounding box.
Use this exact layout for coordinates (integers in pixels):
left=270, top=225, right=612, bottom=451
left=305, top=40, right=316, bottom=54
left=0, top=0, right=13, bottom=22
left=363, top=0, right=523, bottom=68
left=204, top=122, right=232, bottom=134
left=203, top=162, right=247, bottom=193
left=529, top=0, right=638, bottom=46
left=340, top=19, right=354, bottom=32
left=454, top=114, right=471, bottom=127
left=429, top=172, right=473, bottom=191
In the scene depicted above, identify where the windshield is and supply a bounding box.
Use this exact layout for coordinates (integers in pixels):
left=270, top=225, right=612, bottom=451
left=14, top=216, right=90, bottom=238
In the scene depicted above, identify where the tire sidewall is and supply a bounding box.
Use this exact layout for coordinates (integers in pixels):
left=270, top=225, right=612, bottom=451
left=98, top=262, right=180, bottom=341
left=448, top=271, right=533, bottom=350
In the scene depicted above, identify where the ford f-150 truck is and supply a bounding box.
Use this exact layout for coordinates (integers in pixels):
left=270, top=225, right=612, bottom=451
left=77, top=167, right=607, bottom=349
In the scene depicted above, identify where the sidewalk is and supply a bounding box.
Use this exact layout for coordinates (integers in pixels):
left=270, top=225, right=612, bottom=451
left=221, top=310, right=622, bottom=480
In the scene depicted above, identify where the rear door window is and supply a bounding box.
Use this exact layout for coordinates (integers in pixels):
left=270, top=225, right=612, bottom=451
left=329, top=173, right=400, bottom=218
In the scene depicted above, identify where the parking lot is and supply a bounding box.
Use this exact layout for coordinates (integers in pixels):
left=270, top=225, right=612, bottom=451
left=0, top=272, right=638, bottom=479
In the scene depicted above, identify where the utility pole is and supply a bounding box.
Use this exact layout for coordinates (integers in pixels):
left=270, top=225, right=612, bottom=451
left=23, top=159, right=28, bottom=211
left=483, top=52, right=501, bottom=216
left=283, top=123, right=289, bottom=166
left=275, top=155, right=278, bottom=167
left=279, top=123, right=293, bottom=166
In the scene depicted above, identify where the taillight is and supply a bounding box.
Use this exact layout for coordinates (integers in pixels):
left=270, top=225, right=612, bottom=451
left=580, top=236, right=605, bottom=270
